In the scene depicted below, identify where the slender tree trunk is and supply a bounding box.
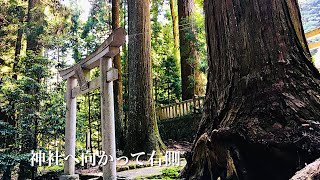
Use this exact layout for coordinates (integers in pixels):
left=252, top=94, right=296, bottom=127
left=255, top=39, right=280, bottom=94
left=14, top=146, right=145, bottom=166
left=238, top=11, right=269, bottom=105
left=126, top=0, right=165, bottom=154
left=123, top=42, right=128, bottom=134
left=5, top=16, right=24, bottom=150
left=98, top=116, right=101, bottom=151
left=13, top=20, right=23, bottom=80
left=177, top=0, right=202, bottom=100
left=169, top=0, right=180, bottom=67
left=26, top=0, right=42, bottom=54
left=112, top=0, right=125, bottom=150
left=88, top=93, right=93, bottom=152
left=182, top=0, right=320, bottom=179
left=121, top=0, right=129, bottom=134
left=18, top=0, right=43, bottom=178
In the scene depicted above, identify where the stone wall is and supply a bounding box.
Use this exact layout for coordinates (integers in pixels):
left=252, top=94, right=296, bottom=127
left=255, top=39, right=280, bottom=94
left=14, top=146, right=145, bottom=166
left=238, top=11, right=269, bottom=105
left=157, top=114, right=202, bottom=142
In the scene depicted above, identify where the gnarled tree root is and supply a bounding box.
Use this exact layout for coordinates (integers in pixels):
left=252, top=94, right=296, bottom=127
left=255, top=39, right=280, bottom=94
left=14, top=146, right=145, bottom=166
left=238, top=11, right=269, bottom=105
left=290, top=158, right=320, bottom=180
left=181, top=125, right=320, bottom=180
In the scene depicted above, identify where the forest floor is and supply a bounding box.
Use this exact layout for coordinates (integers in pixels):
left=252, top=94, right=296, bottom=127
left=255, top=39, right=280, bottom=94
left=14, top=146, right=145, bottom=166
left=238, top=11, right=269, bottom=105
left=79, top=160, right=187, bottom=179
left=77, top=140, right=192, bottom=179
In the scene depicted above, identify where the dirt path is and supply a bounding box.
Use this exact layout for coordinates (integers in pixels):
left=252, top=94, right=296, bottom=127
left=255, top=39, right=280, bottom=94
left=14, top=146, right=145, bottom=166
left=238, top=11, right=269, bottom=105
left=117, top=166, right=170, bottom=179
left=81, top=159, right=186, bottom=180
left=78, top=141, right=191, bottom=179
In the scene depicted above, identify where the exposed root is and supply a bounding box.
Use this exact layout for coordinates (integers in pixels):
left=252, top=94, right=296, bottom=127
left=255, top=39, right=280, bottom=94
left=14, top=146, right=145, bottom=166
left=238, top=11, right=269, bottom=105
left=181, top=125, right=320, bottom=180
left=290, top=158, right=320, bottom=180
left=181, top=130, right=240, bottom=180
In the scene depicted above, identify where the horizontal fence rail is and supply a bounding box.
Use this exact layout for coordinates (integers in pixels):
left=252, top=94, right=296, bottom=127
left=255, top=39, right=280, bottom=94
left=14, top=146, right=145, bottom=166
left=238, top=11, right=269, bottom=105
left=157, top=96, right=205, bottom=120
left=305, top=27, right=320, bottom=50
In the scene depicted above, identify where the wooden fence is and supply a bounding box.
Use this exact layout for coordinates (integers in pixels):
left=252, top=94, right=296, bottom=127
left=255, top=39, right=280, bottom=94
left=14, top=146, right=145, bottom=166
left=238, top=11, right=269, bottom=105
left=156, top=96, right=205, bottom=120
left=306, top=27, right=320, bottom=50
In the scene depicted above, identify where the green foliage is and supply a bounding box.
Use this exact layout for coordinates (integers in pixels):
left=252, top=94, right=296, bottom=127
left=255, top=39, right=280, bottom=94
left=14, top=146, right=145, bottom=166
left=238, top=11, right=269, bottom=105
left=41, top=83, right=66, bottom=144
left=70, top=9, right=82, bottom=62
left=0, top=50, right=66, bottom=177
left=38, top=165, right=63, bottom=174
left=156, top=56, right=181, bottom=104
left=19, top=52, right=51, bottom=79
left=161, top=167, right=180, bottom=179
left=151, top=1, right=182, bottom=105
left=0, top=121, right=15, bottom=137
left=143, top=167, right=181, bottom=179
left=0, top=0, right=27, bottom=66
left=81, top=0, right=111, bottom=55
left=0, top=150, right=30, bottom=173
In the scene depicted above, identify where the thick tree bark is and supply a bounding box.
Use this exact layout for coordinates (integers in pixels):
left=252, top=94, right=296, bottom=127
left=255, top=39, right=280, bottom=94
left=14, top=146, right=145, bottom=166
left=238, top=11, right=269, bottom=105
left=177, top=0, right=203, bottom=100
left=126, top=0, right=165, bottom=154
left=112, top=0, right=125, bottom=150
left=170, top=0, right=180, bottom=65
left=182, top=0, right=320, bottom=179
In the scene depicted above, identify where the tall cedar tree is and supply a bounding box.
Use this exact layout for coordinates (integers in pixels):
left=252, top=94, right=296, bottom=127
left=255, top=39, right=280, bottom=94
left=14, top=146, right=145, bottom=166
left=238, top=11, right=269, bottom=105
left=112, top=0, right=125, bottom=150
left=170, top=0, right=180, bottom=71
left=126, top=0, right=165, bottom=154
left=18, top=0, right=44, bottom=178
left=177, top=0, right=202, bottom=100
left=6, top=2, right=24, bottom=136
left=26, top=0, right=43, bottom=54
left=181, top=0, right=320, bottom=179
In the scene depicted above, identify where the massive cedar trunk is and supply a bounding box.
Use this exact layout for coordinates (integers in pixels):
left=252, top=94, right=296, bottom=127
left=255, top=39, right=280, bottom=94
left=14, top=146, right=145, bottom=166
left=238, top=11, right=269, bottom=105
left=112, top=0, right=125, bottom=150
left=178, top=0, right=203, bottom=100
left=126, top=0, right=165, bottom=154
left=182, top=0, right=320, bottom=179
left=169, top=0, right=180, bottom=65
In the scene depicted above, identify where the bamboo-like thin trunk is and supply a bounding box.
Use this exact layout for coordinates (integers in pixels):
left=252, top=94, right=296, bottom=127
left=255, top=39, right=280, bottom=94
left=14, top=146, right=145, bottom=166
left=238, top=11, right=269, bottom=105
left=112, top=0, right=125, bottom=150
left=88, top=93, right=93, bottom=153
left=169, top=0, right=180, bottom=67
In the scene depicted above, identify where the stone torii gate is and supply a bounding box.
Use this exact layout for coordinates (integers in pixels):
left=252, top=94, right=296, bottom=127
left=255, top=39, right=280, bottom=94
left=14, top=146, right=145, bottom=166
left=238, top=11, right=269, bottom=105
left=58, top=28, right=126, bottom=180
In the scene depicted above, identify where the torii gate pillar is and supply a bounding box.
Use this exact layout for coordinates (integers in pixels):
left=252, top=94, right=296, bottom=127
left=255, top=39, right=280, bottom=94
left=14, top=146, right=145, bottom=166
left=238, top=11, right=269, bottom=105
left=60, top=77, right=79, bottom=180
left=100, top=57, right=117, bottom=179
